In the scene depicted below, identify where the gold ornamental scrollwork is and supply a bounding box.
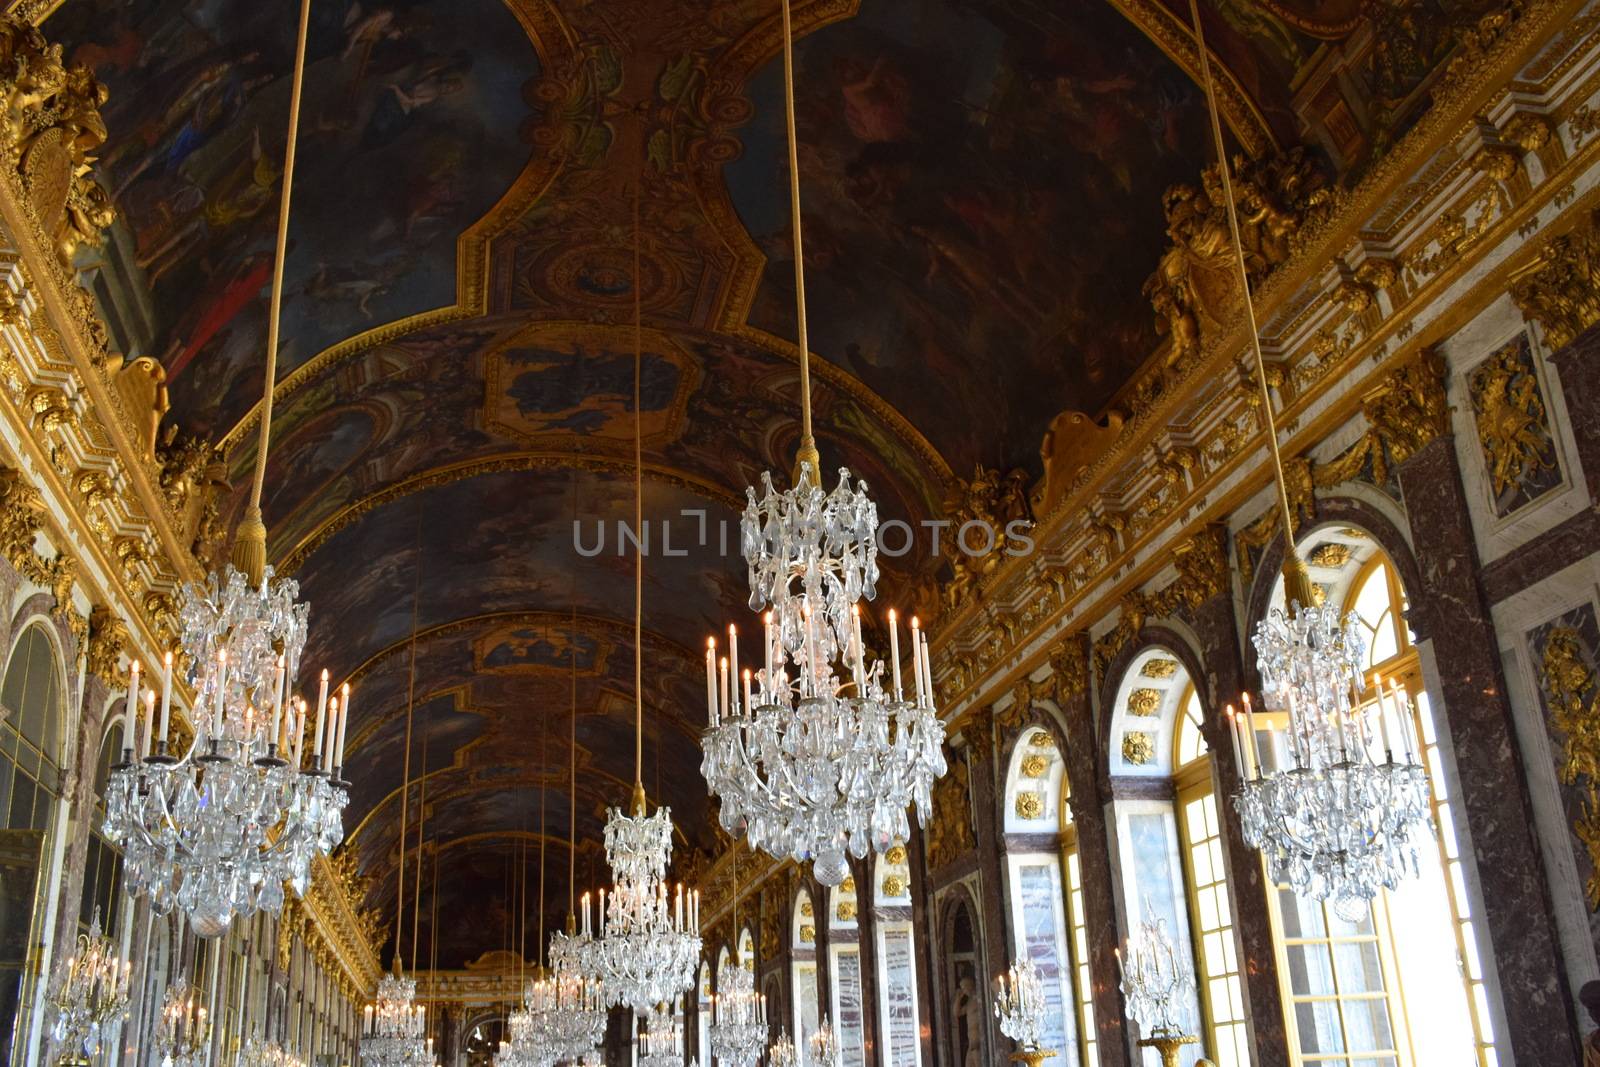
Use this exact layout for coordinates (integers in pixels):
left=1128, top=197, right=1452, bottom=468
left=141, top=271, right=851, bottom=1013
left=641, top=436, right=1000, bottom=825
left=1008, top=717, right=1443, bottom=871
left=1539, top=626, right=1600, bottom=908
left=1468, top=338, right=1557, bottom=500
left=925, top=757, right=974, bottom=872
left=1511, top=207, right=1600, bottom=353
left=85, top=604, right=125, bottom=687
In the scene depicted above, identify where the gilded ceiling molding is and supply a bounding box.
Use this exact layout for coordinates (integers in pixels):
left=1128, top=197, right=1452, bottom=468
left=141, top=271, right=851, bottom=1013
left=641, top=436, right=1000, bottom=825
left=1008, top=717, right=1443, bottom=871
left=274, top=452, right=743, bottom=573
left=1098, top=0, right=1277, bottom=157
left=928, top=0, right=1589, bottom=718
left=216, top=0, right=580, bottom=459
left=298, top=851, right=385, bottom=997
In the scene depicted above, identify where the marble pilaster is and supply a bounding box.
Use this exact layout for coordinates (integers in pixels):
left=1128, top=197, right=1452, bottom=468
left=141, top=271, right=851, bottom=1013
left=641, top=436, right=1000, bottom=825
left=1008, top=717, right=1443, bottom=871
left=1396, top=434, right=1579, bottom=1064
left=1548, top=319, right=1600, bottom=507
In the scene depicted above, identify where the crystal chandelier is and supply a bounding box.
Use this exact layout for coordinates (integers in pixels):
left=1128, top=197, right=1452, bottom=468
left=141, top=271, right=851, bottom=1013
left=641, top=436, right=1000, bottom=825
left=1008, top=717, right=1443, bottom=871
left=101, top=0, right=347, bottom=938
left=806, top=1018, right=838, bottom=1067
left=495, top=991, right=557, bottom=1067
left=589, top=194, right=701, bottom=1017
left=638, top=1001, right=683, bottom=1067
left=1117, top=911, right=1193, bottom=1039
left=587, top=790, right=702, bottom=1014
left=154, top=979, right=210, bottom=1067
left=709, top=951, right=765, bottom=1067
left=1165, top=0, right=1433, bottom=918
left=236, top=1037, right=307, bottom=1067
left=46, top=908, right=131, bottom=1063
left=993, top=958, right=1046, bottom=1053
left=530, top=956, right=606, bottom=1060
left=769, top=1031, right=797, bottom=1067
left=360, top=970, right=431, bottom=1067
left=699, top=0, right=946, bottom=888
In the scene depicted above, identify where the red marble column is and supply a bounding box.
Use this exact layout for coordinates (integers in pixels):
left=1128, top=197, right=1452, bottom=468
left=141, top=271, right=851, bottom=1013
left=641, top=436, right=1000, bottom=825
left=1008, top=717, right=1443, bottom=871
left=961, top=713, right=1017, bottom=1064
left=850, top=855, right=883, bottom=1067
left=1186, top=577, right=1292, bottom=1067
left=1549, top=319, right=1600, bottom=505
left=1394, top=434, right=1579, bottom=1065
left=1055, top=636, right=1132, bottom=1067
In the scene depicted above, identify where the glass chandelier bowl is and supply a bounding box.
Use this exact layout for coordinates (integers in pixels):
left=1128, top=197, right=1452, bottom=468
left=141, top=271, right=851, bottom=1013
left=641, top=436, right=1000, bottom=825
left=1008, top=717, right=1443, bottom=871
left=587, top=790, right=702, bottom=1015
left=638, top=1001, right=683, bottom=1067
left=702, top=580, right=947, bottom=886
left=1234, top=586, right=1432, bottom=920
left=807, top=1017, right=838, bottom=1067
left=709, top=953, right=766, bottom=1067
left=993, top=957, right=1046, bottom=1052
left=46, top=908, right=131, bottom=1062
left=154, top=979, right=210, bottom=1067
left=103, top=566, right=349, bottom=936
left=360, top=969, right=431, bottom=1066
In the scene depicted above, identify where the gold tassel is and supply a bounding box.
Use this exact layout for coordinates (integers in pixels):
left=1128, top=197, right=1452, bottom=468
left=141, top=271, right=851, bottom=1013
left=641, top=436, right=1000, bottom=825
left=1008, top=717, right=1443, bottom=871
left=791, top=437, right=822, bottom=489
left=230, top=506, right=267, bottom=588
left=1281, top=552, right=1316, bottom=610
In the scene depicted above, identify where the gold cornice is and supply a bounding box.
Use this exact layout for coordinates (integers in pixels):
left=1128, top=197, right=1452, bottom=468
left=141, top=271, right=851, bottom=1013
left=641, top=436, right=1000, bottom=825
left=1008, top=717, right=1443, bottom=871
left=274, top=452, right=743, bottom=573
left=301, top=853, right=384, bottom=996
left=932, top=0, right=1583, bottom=657
left=933, top=133, right=1600, bottom=720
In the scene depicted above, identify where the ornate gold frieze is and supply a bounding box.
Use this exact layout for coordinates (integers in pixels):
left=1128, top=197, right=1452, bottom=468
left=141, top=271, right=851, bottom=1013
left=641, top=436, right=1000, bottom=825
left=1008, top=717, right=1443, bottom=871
left=1511, top=206, right=1600, bottom=353
left=941, top=465, right=1032, bottom=612
left=85, top=604, right=124, bottom=686
left=925, top=758, right=974, bottom=871
left=1145, top=146, right=1331, bottom=367
left=1539, top=625, right=1600, bottom=908
left=1092, top=526, right=1228, bottom=681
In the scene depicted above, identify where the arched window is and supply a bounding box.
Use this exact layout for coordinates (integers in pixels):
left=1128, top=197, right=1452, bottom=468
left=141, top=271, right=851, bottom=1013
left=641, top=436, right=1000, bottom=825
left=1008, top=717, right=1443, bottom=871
left=1172, top=683, right=1249, bottom=1066
left=826, top=876, right=866, bottom=1067
left=1260, top=531, right=1497, bottom=1066
left=1001, top=727, right=1094, bottom=1067
left=873, top=849, right=920, bottom=1067
left=792, top=889, right=820, bottom=1049
left=80, top=721, right=124, bottom=933
left=0, top=622, right=65, bottom=1064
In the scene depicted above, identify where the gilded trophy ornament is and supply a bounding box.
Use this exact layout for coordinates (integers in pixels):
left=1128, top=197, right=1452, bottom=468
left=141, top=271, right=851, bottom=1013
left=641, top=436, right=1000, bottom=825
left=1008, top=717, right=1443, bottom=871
left=1511, top=207, right=1600, bottom=353
left=1541, top=625, right=1600, bottom=908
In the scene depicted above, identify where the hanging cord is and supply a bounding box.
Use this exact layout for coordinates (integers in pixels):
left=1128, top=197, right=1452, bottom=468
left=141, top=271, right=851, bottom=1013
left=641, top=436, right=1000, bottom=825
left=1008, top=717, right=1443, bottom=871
left=394, top=508, right=423, bottom=971
left=538, top=694, right=548, bottom=970
left=411, top=713, right=430, bottom=975
left=779, top=0, right=819, bottom=486
left=568, top=468, right=580, bottom=923
left=1185, top=0, right=1312, bottom=605
left=631, top=171, right=646, bottom=815
left=233, top=0, right=313, bottom=583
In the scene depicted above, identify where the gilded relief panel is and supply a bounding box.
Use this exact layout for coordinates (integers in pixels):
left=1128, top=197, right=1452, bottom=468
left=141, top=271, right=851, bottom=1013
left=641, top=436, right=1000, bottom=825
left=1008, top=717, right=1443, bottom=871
left=1528, top=603, right=1600, bottom=951
left=1466, top=332, right=1562, bottom=518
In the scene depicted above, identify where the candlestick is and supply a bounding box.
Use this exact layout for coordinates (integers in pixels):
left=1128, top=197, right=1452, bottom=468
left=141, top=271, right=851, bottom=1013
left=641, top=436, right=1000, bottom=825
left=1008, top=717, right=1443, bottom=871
left=159, top=652, right=173, bottom=749
left=888, top=608, right=902, bottom=701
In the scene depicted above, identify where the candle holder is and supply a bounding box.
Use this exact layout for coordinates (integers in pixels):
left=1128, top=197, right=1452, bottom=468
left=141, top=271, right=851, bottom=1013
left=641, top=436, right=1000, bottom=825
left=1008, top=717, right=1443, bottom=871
left=1119, top=908, right=1199, bottom=1067
left=154, top=979, right=211, bottom=1067
left=807, top=1016, right=839, bottom=1067
left=46, top=909, right=131, bottom=1066
left=769, top=1029, right=798, bottom=1067
left=994, top=958, right=1055, bottom=1067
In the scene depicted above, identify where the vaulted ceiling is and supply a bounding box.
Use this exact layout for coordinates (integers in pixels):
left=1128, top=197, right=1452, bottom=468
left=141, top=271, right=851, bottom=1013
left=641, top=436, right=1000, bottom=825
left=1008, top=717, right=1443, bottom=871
left=52, top=0, right=1316, bottom=967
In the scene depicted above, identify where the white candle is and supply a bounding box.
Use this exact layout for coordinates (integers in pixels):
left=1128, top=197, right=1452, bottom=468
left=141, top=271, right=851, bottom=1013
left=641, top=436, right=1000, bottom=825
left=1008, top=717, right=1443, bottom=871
left=676, top=884, right=683, bottom=929
left=313, top=669, right=329, bottom=762
left=763, top=613, right=774, bottom=695
left=323, top=697, right=339, bottom=771
left=1241, top=692, right=1262, bottom=775
left=124, top=661, right=140, bottom=751
left=1390, top=678, right=1415, bottom=760
left=743, top=669, right=753, bottom=719
left=803, top=606, right=818, bottom=694
left=141, top=690, right=155, bottom=760
left=728, top=625, right=739, bottom=710
left=582, top=892, right=591, bottom=936
left=915, top=617, right=928, bottom=710
left=706, top=638, right=717, bottom=726
left=336, top=683, right=351, bottom=768
left=851, top=605, right=865, bottom=692
left=159, top=652, right=173, bottom=750
left=888, top=608, right=902, bottom=701
left=1225, top=706, right=1244, bottom=775
left=270, top=656, right=285, bottom=752
left=920, top=631, right=935, bottom=707
left=719, top=656, right=730, bottom=722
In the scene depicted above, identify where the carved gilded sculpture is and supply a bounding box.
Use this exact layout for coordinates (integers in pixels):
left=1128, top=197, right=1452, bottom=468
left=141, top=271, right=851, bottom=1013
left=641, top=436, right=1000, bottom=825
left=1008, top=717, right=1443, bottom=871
left=1541, top=626, right=1600, bottom=908
left=926, top=757, right=974, bottom=871
left=1511, top=207, right=1600, bottom=353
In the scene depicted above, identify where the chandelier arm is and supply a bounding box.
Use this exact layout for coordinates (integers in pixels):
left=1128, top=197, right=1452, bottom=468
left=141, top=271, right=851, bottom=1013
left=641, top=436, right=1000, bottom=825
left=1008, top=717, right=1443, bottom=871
left=236, top=0, right=314, bottom=581
left=1184, top=0, right=1309, bottom=597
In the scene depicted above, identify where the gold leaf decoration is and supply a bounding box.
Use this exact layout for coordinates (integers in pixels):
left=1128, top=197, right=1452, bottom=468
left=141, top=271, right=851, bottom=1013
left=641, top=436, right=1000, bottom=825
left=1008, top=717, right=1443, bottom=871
left=1122, top=731, right=1156, bottom=765
left=1021, top=754, right=1049, bottom=778
left=1127, top=688, right=1162, bottom=716
left=1540, top=625, right=1600, bottom=909
left=1014, top=791, right=1044, bottom=820
left=1140, top=658, right=1179, bottom=679
left=1307, top=542, right=1352, bottom=568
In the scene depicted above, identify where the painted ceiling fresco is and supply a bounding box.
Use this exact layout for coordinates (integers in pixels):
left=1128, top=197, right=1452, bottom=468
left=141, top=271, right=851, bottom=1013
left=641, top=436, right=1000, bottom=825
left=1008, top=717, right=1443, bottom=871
left=47, top=0, right=1483, bottom=965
